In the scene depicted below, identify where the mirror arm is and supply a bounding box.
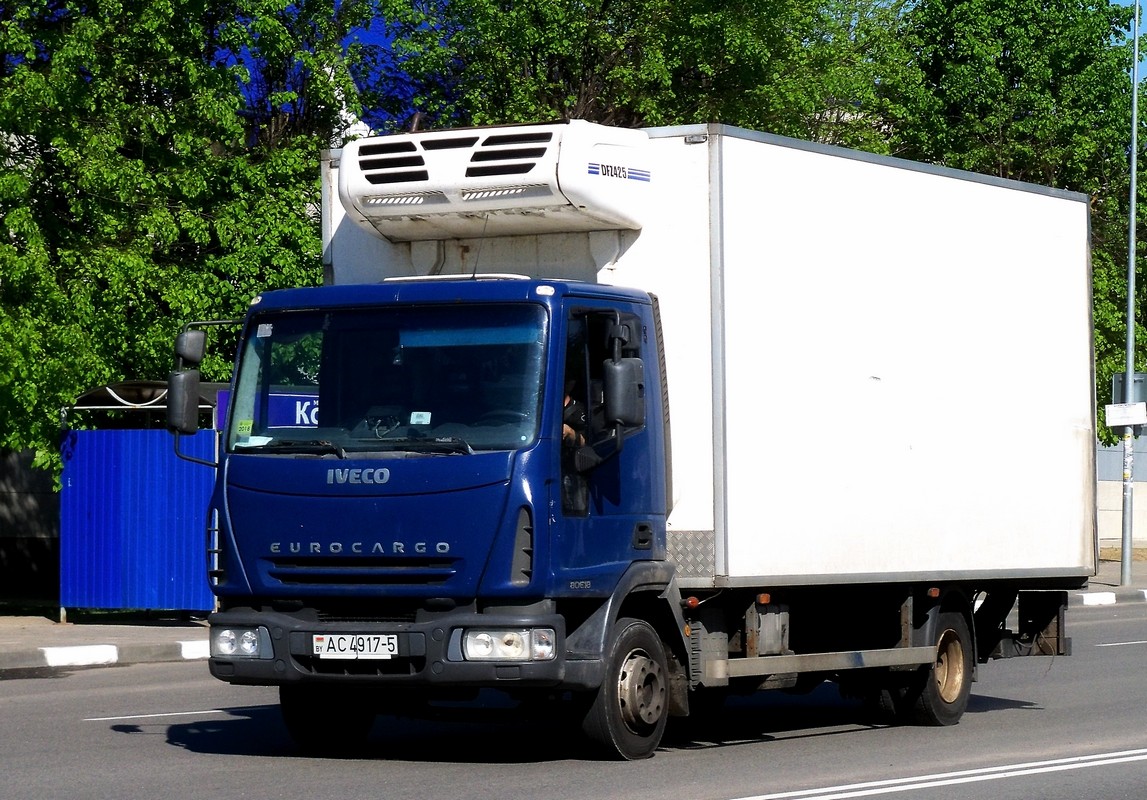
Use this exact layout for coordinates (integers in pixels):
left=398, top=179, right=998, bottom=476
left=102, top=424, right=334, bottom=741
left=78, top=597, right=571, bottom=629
left=172, top=429, right=218, bottom=468
left=573, top=427, right=627, bottom=473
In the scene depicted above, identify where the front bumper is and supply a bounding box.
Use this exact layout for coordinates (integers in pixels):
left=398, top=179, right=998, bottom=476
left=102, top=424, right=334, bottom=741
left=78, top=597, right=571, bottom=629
left=207, top=608, right=572, bottom=688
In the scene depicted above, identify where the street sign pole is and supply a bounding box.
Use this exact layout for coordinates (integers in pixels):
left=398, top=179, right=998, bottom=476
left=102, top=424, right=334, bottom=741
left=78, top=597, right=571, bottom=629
left=1122, top=0, right=1142, bottom=587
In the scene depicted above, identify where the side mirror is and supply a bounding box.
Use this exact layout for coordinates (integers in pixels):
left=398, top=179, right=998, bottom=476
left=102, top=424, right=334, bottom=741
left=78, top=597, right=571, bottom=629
left=573, top=358, right=644, bottom=474
left=603, top=357, right=645, bottom=427
left=174, top=329, right=207, bottom=366
left=167, top=369, right=202, bottom=434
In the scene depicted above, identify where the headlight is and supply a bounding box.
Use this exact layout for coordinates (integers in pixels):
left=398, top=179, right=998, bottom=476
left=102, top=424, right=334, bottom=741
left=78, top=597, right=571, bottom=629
left=462, top=628, right=556, bottom=662
left=211, top=626, right=273, bottom=659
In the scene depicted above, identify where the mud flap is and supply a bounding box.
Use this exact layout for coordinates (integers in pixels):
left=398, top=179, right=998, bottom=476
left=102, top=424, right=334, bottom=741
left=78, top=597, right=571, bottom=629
left=983, top=590, right=1070, bottom=659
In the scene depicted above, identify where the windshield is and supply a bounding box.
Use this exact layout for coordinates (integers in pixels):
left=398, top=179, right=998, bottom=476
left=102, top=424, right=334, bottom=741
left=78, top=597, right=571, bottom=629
left=226, top=303, right=547, bottom=455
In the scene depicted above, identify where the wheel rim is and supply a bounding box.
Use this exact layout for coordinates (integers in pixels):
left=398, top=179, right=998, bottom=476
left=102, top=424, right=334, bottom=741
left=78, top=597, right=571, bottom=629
left=934, top=628, right=967, bottom=704
left=617, top=648, right=666, bottom=730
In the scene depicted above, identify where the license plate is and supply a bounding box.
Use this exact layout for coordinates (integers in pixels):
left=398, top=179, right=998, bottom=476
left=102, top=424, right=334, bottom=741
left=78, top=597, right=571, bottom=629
left=312, top=634, right=398, bottom=660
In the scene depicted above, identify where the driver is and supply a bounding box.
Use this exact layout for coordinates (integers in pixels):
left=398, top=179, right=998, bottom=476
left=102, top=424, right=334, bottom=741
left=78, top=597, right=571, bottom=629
left=563, top=382, right=587, bottom=447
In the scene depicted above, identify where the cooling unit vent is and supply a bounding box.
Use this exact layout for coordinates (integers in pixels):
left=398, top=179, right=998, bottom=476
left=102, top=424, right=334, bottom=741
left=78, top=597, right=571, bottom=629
left=338, top=120, right=653, bottom=242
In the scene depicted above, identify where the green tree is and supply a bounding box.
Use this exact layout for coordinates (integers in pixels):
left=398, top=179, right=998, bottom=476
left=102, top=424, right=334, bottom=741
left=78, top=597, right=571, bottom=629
left=664, top=0, right=912, bottom=149
left=377, top=0, right=673, bottom=128
left=0, top=0, right=382, bottom=472
left=887, top=0, right=1131, bottom=186
left=377, top=0, right=911, bottom=148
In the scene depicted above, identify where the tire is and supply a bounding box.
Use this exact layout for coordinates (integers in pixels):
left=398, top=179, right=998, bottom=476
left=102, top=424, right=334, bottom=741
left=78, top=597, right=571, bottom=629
left=279, top=685, right=376, bottom=756
left=902, top=610, right=974, bottom=726
left=581, top=617, right=669, bottom=760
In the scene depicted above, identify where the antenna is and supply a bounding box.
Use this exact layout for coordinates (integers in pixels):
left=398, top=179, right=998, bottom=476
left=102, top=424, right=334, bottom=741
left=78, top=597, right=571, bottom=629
left=470, top=213, right=490, bottom=279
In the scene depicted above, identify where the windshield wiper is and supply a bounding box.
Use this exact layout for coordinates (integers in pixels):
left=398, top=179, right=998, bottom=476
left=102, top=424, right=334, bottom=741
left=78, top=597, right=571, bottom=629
left=368, top=436, right=474, bottom=455
left=430, top=437, right=475, bottom=455
left=251, top=439, right=348, bottom=459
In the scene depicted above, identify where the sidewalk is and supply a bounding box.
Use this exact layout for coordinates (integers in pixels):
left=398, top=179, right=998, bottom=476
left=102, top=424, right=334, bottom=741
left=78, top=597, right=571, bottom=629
left=0, top=612, right=208, bottom=674
left=1080, top=551, right=1147, bottom=606
left=1, top=559, right=1145, bottom=677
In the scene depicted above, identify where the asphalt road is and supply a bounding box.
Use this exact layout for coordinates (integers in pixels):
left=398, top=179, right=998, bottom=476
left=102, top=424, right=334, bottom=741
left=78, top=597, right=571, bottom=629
left=2, top=603, right=1145, bottom=800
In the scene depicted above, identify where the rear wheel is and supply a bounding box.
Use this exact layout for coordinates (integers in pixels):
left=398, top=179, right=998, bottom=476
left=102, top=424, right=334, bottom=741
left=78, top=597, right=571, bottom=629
left=279, top=685, right=376, bottom=755
left=902, top=610, right=973, bottom=726
left=581, top=617, right=669, bottom=760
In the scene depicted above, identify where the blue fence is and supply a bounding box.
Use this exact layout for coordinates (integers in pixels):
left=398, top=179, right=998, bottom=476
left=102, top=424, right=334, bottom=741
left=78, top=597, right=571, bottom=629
left=60, top=429, right=216, bottom=612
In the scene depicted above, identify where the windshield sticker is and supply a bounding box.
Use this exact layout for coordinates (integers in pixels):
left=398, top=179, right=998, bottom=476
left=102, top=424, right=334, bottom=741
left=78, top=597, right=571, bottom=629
left=257, top=323, right=273, bottom=338
left=410, top=411, right=432, bottom=425
left=236, top=419, right=253, bottom=436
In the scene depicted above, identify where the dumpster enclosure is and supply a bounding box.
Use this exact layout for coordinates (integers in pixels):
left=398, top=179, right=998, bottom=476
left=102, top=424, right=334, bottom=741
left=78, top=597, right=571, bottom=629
left=59, top=381, right=221, bottom=618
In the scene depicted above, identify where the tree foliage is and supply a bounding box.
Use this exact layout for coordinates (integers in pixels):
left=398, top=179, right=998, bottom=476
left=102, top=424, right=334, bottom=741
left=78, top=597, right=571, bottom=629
left=0, top=0, right=386, bottom=470
left=377, top=0, right=913, bottom=148
left=0, top=0, right=1141, bottom=468
left=887, top=0, right=1131, bottom=188
left=666, top=0, right=913, bottom=149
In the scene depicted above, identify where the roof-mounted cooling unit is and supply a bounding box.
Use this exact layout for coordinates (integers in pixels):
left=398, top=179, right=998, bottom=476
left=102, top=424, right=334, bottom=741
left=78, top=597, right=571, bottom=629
left=337, top=120, right=653, bottom=242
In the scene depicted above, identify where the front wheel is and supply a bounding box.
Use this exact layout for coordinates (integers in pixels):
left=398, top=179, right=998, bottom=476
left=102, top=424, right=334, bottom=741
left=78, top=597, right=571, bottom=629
left=581, top=617, right=669, bottom=760
left=902, top=610, right=974, bottom=726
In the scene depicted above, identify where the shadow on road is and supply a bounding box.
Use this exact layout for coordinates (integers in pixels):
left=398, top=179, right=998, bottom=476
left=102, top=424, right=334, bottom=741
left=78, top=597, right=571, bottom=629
left=965, top=693, right=1040, bottom=714
left=159, top=700, right=582, bottom=762
left=145, top=683, right=900, bottom=762
left=137, top=682, right=1039, bottom=762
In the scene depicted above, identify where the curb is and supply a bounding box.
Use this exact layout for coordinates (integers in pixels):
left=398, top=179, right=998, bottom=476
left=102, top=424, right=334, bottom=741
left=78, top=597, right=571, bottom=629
left=1074, top=588, right=1147, bottom=607
left=0, top=640, right=208, bottom=673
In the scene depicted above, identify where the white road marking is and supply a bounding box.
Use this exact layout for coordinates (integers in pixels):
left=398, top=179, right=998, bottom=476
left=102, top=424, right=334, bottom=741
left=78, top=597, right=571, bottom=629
left=84, top=708, right=239, bottom=722
left=1096, top=640, right=1147, bottom=647
left=734, top=749, right=1147, bottom=800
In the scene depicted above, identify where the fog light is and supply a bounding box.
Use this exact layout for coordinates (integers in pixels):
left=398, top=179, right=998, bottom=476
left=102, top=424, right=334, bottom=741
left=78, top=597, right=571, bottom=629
left=531, top=628, right=555, bottom=661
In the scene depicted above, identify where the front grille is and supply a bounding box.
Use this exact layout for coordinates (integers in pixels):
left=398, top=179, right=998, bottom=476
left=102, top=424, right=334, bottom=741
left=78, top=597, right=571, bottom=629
left=312, top=599, right=422, bottom=623
left=266, top=555, right=458, bottom=587
left=294, top=654, right=424, bottom=677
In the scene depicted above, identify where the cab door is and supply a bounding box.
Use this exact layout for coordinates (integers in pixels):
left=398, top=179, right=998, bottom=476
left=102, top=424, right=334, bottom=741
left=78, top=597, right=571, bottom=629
left=551, top=301, right=665, bottom=590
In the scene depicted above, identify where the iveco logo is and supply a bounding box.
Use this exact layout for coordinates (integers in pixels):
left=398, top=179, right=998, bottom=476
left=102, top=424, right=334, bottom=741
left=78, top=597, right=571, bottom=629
left=327, top=468, right=390, bottom=485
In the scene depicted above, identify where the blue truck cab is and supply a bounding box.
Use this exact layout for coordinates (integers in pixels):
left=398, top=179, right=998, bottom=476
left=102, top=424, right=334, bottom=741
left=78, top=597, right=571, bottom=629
left=170, top=276, right=683, bottom=758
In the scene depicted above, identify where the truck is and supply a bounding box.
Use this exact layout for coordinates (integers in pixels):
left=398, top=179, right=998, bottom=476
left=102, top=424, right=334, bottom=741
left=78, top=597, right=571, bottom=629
left=167, top=120, right=1097, bottom=760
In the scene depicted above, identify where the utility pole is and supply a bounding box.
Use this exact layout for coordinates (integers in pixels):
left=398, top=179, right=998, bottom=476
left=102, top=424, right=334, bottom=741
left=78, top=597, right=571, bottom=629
left=1122, top=0, right=1142, bottom=588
